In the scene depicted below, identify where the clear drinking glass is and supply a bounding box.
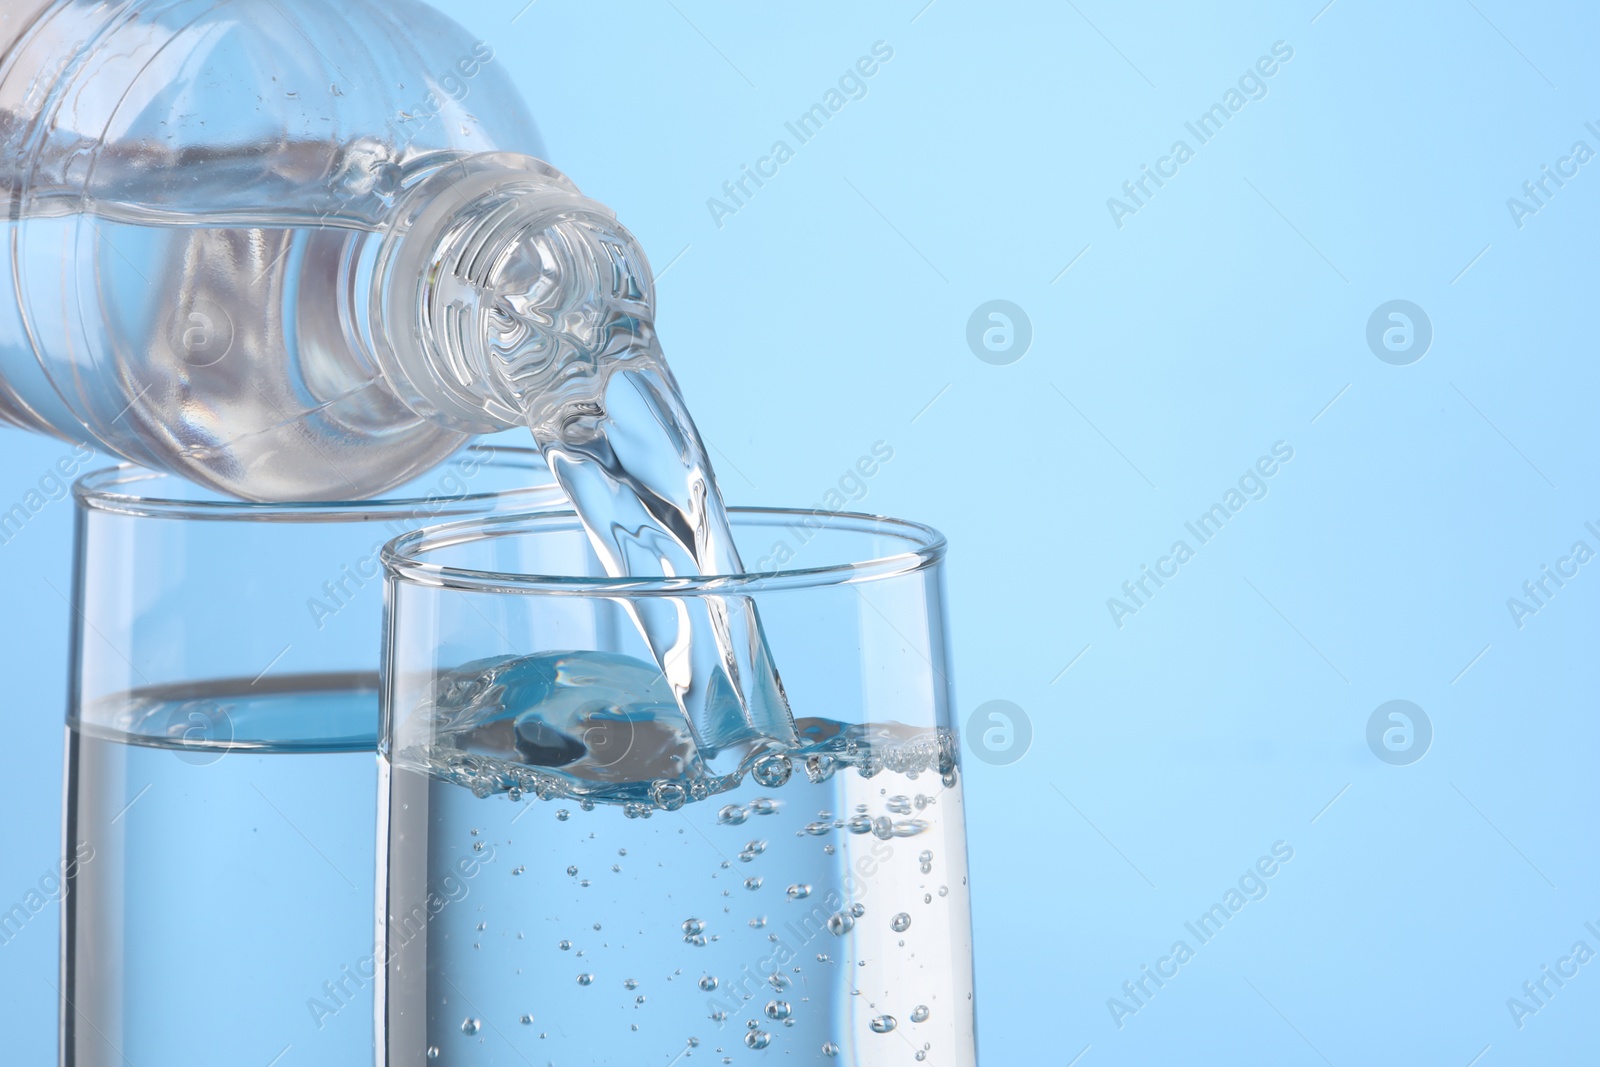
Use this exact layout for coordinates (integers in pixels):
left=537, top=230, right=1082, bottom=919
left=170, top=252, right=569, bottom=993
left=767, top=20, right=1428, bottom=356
left=378, top=508, right=976, bottom=1066
left=61, top=446, right=564, bottom=1067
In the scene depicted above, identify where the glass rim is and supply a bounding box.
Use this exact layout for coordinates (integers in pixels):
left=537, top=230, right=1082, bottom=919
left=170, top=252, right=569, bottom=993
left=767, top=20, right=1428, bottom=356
left=71, top=446, right=563, bottom=523
left=383, top=507, right=947, bottom=595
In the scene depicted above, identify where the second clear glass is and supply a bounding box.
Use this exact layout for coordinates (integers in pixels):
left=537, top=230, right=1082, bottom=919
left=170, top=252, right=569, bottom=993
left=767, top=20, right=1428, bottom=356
left=62, top=445, right=563, bottom=1067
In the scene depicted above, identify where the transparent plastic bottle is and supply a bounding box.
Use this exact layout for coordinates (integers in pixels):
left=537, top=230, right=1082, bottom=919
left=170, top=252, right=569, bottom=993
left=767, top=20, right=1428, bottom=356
left=0, top=0, right=641, bottom=500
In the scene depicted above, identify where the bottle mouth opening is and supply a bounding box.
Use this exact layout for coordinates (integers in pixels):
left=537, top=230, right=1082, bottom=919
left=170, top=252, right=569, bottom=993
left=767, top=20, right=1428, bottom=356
left=383, top=507, right=947, bottom=596
left=74, top=445, right=563, bottom=522
left=371, top=154, right=647, bottom=437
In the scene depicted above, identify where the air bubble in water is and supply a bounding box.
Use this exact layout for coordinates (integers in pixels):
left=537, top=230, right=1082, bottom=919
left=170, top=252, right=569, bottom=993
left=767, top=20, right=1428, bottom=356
left=652, top=780, right=687, bottom=811
left=787, top=884, right=812, bottom=900
left=849, top=902, right=865, bottom=918
left=765, top=1000, right=791, bottom=1020
left=577, top=973, right=594, bottom=986
left=939, top=886, right=948, bottom=897
left=911, top=1005, right=930, bottom=1023
left=804, top=821, right=832, bottom=836
left=682, top=919, right=705, bottom=937
left=426, top=1047, right=439, bottom=1059
left=846, top=815, right=873, bottom=834
left=751, top=797, right=778, bottom=816
left=887, top=795, right=912, bottom=813
left=461, top=1018, right=481, bottom=1035
left=699, top=975, right=719, bottom=991
left=891, top=912, right=912, bottom=932
left=744, top=876, right=764, bottom=891
left=624, top=978, right=639, bottom=990
left=750, top=917, right=767, bottom=928
left=872, top=817, right=894, bottom=840
left=558, top=940, right=572, bottom=951
left=745, top=1030, right=771, bottom=1050
left=752, top=755, right=792, bottom=788
left=870, top=1015, right=897, bottom=1033
left=822, top=1042, right=840, bottom=1057
left=718, top=805, right=749, bottom=825
left=566, top=865, right=578, bottom=876
left=826, top=912, right=854, bottom=936
left=520, top=1014, right=534, bottom=1025
left=512, top=865, right=525, bottom=875
left=556, top=809, right=570, bottom=821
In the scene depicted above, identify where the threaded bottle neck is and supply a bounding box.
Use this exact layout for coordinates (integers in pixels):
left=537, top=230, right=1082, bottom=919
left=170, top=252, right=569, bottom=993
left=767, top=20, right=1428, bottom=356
left=369, top=153, right=656, bottom=436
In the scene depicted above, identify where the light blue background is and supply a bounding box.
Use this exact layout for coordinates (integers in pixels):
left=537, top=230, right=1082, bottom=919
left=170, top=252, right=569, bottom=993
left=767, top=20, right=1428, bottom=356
left=3, top=0, right=1598, bottom=1063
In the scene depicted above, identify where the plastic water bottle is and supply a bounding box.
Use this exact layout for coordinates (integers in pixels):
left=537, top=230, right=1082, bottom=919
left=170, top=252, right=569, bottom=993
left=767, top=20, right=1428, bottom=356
left=0, top=0, right=642, bottom=500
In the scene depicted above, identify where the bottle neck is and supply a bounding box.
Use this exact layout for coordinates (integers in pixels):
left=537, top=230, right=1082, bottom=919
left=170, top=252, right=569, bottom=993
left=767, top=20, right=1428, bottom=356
left=366, top=153, right=657, bottom=436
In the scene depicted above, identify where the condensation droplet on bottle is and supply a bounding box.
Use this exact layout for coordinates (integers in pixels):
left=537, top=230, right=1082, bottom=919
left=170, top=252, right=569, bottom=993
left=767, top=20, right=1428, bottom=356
left=870, top=1015, right=897, bottom=1033
left=891, top=912, right=912, bottom=932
